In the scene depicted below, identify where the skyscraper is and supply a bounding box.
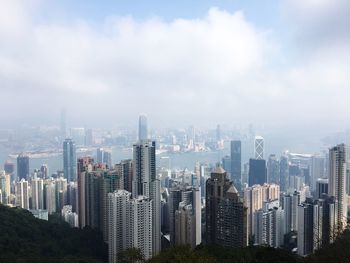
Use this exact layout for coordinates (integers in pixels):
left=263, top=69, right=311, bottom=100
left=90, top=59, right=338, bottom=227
left=95, top=148, right=112, bottom=167
left=55, top=177, right=68, bottom=212
left=254, top=136, right=264, bottom=160
left=0, top=172, right=10, bottom=204
left=248, top=159, right=267, bottom=186
left=31, top=178, right=44, bottom=210
left=67, top=181, right=77, bottom=212
left=4, top=160, right=14, bottom=175
left=138, top=114, right=148, bottom=141
left=132, top=140, right=160, bottom=256
left=267, top=154, right=280, bottom=184
left=108, top=190, right=130, bottom=263
left=108, top=190, right=153, bottom=263
left=115, top=159, right=133, bottom=193
left=231, top=140, right=242, bottom=190
left=316, top=178, right=328, bottom=199
left=255, top=206, right=283, bottom=248
left=96, top=148, right=104, bottom=163
left=222, top=155, right=231, bottom=175
left=99, top=169, right=124, bottom=242
left=291, top=191, right=301, bottom=232
left=244, top=183, right=280, bottom=237
left=77, top=157, right=94, bottom=228
left=17, top=154, right=29, bottom=180
left=328, top=144, right=347, bottom=234
left=279, top=155, right=289, bottom=192
left=297, top=200, right=314, bottom=256
left=103, top=150, right=112, bottom=168
left=311, top=155, right=326, bottom=191
left=206, top=167, right=248, bottom=248
left=63, top=139, right=77, bottom=182
left=16, top=178, right=29, bottom=209
left=169, top=187, right=182, bottom=245
left=44, top=179, right=57, bottom=214
left=168, top=186, right=201, bottom=247
left=40, top=164, right=49, bottom=179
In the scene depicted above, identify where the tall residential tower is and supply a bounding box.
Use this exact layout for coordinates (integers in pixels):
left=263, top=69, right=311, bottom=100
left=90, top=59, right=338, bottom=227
left=63, top=139, right=77, bottom=182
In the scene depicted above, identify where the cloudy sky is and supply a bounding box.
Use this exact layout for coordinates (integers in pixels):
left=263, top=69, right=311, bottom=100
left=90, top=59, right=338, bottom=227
left=0, top=0, right=350, bottom=132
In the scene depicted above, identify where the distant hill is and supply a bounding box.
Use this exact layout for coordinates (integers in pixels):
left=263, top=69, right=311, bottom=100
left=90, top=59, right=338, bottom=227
left=0, top=205, right=107, bottom=263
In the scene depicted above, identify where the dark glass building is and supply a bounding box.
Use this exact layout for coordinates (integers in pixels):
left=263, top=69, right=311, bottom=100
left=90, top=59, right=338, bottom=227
left=17, top=154, right=29, bottom=180
left=63, top=139, right=77, bottom=182
left=206, top=167, right=247, bottom=248
left=248, top=158, right=267, bottom=186
left=267, top=154, right=280, bottom=184
left=230, top=140, right=242, bottom=190
left=279, top=155, right=289, bottom=192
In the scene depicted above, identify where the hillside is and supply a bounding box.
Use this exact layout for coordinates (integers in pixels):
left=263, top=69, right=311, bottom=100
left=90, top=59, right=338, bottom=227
left=150, top=230, right=350, bottom=263
left=1, top=203, right=350, bottom=263
left=149, top=244, right=302, bottom=263
left=0, top=205, right=108, bottom=263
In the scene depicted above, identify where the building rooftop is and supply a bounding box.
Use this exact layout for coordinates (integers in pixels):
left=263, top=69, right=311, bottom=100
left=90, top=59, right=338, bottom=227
left=212, top=166, right=226, bottom=174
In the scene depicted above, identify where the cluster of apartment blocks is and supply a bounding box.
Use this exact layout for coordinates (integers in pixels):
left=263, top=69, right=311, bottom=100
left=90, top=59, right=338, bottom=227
left=75, top=141, right=161, bottom=263
left=0, top=168, right=78, bottom=224
left=236, top=144, right=348, bottom=257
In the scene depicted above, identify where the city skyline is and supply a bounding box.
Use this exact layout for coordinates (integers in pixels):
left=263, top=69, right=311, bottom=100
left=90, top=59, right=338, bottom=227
left=1, top=1, right=350, bottom=262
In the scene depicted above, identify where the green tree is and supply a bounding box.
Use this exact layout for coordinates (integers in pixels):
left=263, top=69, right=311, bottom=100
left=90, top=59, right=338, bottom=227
left=118, top=248, right=145, bottom=263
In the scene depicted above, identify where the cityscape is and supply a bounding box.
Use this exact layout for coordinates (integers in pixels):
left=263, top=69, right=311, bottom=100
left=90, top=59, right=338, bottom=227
left=1, top=1, right=350, bottom=263
left=1, top=114, right=349, bottom=261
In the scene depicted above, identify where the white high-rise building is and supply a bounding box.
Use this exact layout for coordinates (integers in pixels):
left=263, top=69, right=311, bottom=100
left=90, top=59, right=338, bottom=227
left=108, top=190, right=129, bottom=263
left=31, top=178, right=44, bottom=210
left=254, top=136, right=264, bottom=160
left=0, top=172, right=11, bottom=204
left=129, top=195, right=153, bottom=260
left=170, top=186, right=201, bottom=248
left=108, top=190, right=152, bottom=263
left=55, top=177, right=68, bottom=210
left=254, top=206, right=283, bottom=248
left=16, top=178, right=29, bottom=209
left=244, top=183, right=280, bottom=237
left=329, top=144, right=347, bottom=234
left=175, top=203, right=196, bottom=248
left=313, top=200, right=323, bottom=251
left=62, top=205, right=79, bottom=227
left=291, top=191, right=300, bottom=231
left=132, top=140, right=160, bottom=256
left=45, top=179, right=56, bottom=214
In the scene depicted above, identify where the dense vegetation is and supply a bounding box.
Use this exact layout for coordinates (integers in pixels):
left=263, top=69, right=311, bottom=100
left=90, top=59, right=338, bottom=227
left=149, top=245, right=302, bottom=263
left=0, top=205, right=107, bottom=263
left=2, top=203, right=350, bottom=263
left=150, top=230, right=350, bottom=263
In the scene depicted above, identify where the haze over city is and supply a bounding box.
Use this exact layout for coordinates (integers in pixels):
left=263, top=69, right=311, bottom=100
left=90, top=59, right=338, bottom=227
left=1, top=0, right=350, bottom=134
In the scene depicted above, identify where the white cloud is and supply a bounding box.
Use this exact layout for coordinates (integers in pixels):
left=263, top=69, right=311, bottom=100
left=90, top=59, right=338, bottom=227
left=0, top=6, right=276, bottom=126
left=0, top=2, right=350, bottom=133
